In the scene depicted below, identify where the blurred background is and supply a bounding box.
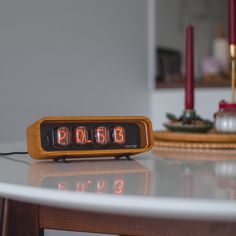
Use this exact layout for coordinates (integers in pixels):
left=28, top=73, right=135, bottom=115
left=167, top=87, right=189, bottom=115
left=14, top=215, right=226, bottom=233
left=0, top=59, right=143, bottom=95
left=0, top=0, right=231, bottom=142
left=156, top=0, right=228, bottom=80
left=0, top=0, right=231, bottom=235
left=152, top=0, right=231, bottom=130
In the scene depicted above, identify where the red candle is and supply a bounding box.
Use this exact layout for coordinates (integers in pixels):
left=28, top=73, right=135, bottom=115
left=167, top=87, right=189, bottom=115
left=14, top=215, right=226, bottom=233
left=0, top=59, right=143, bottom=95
left=185, top=25, right=194, bottom=110
left=228, top=0, right=236, bottom=44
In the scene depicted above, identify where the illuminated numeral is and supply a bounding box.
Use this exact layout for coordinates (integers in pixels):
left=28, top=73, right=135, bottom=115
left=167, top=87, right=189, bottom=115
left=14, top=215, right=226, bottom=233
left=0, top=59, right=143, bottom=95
left=75, top=126, right=88, bottom=144
left=95, top=126, right=109, bottom=145
left=56, top=127, right=70, bottom=146
left=57, top=182, right=68, bottom=191
left=96, top=180, right=107, bottom=193
left=112, top=126, right=126, bottom=144
left=114, top=179, right=125, bottom=195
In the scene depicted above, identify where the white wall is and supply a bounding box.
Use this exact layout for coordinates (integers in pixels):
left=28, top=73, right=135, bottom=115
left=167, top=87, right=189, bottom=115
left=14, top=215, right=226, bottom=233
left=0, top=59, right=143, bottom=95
left=0, top=0, right=150, bottom=142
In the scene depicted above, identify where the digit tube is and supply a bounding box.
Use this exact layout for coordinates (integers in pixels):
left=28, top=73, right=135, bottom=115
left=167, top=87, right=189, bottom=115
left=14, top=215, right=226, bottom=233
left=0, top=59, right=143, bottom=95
left=185, top=25, right=194, bottom=110
left=112, top=127, right=126, bottom=144
left=75, top=126, right=88, bottom=145
left=95, top=126, right=110, bottom=145
left=56, top=127, right=70, bottom=146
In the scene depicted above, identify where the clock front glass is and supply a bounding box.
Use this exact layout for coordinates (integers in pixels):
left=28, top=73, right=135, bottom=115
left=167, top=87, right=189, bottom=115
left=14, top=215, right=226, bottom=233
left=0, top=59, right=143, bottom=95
left=40, top=122, right=141, bottom=151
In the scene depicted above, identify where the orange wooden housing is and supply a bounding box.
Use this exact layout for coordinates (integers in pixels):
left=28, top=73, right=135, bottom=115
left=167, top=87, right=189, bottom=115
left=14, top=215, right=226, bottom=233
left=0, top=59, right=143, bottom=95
left=26, top=116, right=153, bottom=160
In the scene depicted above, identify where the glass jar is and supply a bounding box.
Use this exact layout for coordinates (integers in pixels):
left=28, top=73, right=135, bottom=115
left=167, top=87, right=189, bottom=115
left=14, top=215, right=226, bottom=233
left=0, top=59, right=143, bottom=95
left=214, top=101, right=236, bottom=133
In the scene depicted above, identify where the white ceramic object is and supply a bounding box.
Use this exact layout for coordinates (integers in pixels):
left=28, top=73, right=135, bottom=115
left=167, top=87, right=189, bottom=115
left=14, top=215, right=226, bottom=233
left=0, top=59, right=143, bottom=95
left=214, top=101, right=236, bottom=133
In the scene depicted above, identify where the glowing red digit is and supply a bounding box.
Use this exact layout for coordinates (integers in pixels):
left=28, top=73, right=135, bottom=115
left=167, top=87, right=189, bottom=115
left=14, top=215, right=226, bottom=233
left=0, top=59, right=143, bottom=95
left=95, top=126, right=109, bottom=145
left=75, top=126, right=88, bottom=144
left=56, top=127, right=70, bottom=146
left=114, top=179, right=125, bottom=194
left=112, top=126, right=125, bottom=144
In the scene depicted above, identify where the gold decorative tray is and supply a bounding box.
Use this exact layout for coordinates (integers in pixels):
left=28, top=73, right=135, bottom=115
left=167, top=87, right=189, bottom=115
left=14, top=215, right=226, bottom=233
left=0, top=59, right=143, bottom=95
left=154, top=131, right=236, bottom=149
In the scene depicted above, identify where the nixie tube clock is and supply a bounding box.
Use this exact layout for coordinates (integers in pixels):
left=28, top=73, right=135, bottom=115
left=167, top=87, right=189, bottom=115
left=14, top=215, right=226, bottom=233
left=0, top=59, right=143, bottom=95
left=26, top=116, right=153, bottom=160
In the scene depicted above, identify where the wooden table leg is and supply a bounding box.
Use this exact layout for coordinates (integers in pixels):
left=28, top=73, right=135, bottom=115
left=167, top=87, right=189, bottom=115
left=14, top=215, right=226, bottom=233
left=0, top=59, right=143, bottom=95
left=0, top=199, right=43, bottom=236
left=40, top=206, right=236, bottom=236
left=2, top=199, right=236, bottom=236
left=0, top=198, right=4, bottom=236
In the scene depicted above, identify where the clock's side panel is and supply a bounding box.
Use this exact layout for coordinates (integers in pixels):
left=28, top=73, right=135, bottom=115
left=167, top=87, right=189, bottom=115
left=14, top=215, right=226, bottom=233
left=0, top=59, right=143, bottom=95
left=26, top=120, right=44, bottom=159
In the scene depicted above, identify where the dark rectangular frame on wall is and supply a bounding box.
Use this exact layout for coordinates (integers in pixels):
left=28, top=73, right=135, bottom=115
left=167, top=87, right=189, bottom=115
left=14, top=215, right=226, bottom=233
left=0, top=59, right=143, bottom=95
left=156, top=47, right=182, bottom=83
left=155, top=48, right=231, bottom=89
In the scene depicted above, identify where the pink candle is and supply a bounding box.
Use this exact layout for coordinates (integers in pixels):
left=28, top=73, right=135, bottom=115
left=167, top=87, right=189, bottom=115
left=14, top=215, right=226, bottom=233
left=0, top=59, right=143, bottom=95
left=185, top=25, right=194, bottom=110
left=228, top=0, right=236, bottom=44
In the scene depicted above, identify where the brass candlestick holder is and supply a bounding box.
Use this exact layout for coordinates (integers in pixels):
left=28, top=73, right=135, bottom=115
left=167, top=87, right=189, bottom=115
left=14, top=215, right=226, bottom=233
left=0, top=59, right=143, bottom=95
left=214, top=45, right=236, bottom=133
left=230, top=44, right=236, bottom=102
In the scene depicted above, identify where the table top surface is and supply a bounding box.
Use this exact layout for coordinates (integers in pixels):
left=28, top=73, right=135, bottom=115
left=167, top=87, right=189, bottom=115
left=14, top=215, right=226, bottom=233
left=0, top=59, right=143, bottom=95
left=1, top=142, right=236, bottom=220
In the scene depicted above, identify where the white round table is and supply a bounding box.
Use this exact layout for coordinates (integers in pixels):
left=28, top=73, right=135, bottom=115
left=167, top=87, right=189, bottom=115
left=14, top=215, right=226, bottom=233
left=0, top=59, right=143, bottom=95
left=1, top=142, right=236, bottom=236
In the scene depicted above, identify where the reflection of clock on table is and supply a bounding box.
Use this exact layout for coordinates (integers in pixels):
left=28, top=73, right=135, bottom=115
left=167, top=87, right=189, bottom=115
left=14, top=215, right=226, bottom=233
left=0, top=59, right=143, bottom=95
left=28, top=160, right=152, bottom=195
left=215, top=163, right=236, bottom=200
left=27, top=116, right=153, bottom=160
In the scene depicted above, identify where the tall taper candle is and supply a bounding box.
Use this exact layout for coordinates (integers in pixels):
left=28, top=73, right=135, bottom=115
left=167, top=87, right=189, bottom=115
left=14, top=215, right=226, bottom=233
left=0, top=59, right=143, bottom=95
left=185, top=25, right=194, bottom=110
left=229, top=0, right=236, bottom=44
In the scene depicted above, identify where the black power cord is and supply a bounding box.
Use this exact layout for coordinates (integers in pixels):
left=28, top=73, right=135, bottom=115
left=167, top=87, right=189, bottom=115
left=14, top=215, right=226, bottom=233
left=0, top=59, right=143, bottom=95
left=0, top=152, right=28, bottom=155
left=0, top=152, right=30, bottom=166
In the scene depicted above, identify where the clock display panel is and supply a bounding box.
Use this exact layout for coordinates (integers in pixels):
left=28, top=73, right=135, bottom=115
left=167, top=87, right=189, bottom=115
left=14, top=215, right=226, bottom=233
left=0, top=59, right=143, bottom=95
left=40, top=122, right=141, bottom=152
